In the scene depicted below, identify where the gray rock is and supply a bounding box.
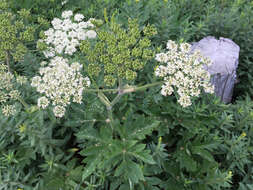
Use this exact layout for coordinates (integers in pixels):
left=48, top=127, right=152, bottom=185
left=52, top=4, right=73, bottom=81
left=191, top=36, right=240, bottom=103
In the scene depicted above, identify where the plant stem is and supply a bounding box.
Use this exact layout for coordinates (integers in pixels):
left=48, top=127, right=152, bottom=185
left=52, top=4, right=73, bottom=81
left=83, top=81, right=163, bottom=94
left=111, top=93, right=123, bottom=107
left=96, top=81, right=163, bottom=133
left=84, top=88, right=118, bottom=93
left=17, top=97, right=29, bottom=110
left=129, top=81, right=163, bottom=93
left=107, top=106, right=114, bottom=131
left=6, top=51, right=10, bottom=72
left=98, top=92, right=111, bottom=108
left=110, top=78, right=124, bottom=107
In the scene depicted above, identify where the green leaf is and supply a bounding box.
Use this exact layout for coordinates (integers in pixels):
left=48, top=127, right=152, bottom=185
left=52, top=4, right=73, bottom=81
left=127, top=160, right=145, bottom=184
left=192, top=146, right=214, bottom=162
left=119, top=184, right=130, bottom=190
left=129, top=144, right=155, bottom=164
left=82, top=157, right=100, bottom=181
left=69, top=166, right=83, bottom=182
left=130, top=120, right=160, bottom=140
left=115, top=160, right=144, bottom=184
left=76, top=128, right=102, bottom=142
left=45, top=177, right=65, bottom=190
left=179, top=152, right=197, bottom=172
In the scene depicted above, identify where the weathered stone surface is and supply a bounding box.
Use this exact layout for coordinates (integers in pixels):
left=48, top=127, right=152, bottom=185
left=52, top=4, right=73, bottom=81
left=191, top=36, right=240, bottom=103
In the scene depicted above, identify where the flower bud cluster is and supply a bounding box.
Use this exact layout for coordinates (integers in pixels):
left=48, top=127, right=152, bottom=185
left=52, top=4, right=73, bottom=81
left=0, top=9, right=35, bottom=62
left=31, top=57, right=91, bottom=117
left=80, top=19, right=156, bottom=86
left=155, top=40, right=214, bottom=107
left=0, top=64, right=27, bottom=116
left=38, top=10, right=97, bottom=58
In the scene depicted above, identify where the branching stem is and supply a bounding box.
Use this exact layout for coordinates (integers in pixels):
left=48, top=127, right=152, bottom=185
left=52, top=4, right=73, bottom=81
left=83, top=81, right=163, bottom=94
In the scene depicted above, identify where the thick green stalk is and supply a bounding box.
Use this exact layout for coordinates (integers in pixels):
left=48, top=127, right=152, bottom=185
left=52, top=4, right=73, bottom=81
left=84, top=81, right=163, bottom=94
left=84, top=88, right=118, bottom=93
left=110, top=93, right=123, bottom=107
left=96, top=81, right=163, bottom=133
left=17, top=97, right=29, bottom=110
left=111, top=78, right=124, bottom=107
left=107, top=106, right=114, bottom=131
left=98, top=92, right=111, bottom=108
left=6, top=51, right=10, bottom=73
left=126, top=81, right=163, bottom=93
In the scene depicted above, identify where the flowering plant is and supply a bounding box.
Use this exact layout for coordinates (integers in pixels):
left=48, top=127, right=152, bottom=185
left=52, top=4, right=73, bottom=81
left=37, top=10, right=97, bottom=58
left=0, top=7, right=237, bottom=190
left=155, top=40, right=214, bottom=107
left=31, top=56, right=90, bottom=117
left=0, top=64, right=27, bottom=116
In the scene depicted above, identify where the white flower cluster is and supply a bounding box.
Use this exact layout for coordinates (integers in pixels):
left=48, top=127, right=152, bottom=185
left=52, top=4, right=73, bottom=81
left=155, top=40, right=214, bottom=107
left=40, top=10, right=97, bottom=58
left=0, top=64, right=26, bottom=117
left=31, top=57, right=91, bottom=117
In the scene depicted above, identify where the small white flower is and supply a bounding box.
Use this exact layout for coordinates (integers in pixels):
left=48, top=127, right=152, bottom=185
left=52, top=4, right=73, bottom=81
left=68, top=30, right=77, bottom=38
left=40, top=61, right=47, bottom=67
left=155, top=65, right=168, bottom=77
left=61, top=10, right=73, bottom=19
left=51, top=18, right=62, bottom=30
left=71, top=62, right=82, bottom=71
left=84, top=76, right=91, bottom=87
left=204, top=85, right=215, bottom=94
left=32, top=57, right=90, bottom=117
left=40, top=11, right=97, bottom=57
left=61, top=0, right=68, bottom=5
left=161, top=84, right=173, bottom=96
left=155, top=40, right=214, bottom=107
left=78, top=21, right=88, bottom=29
left=166, top=40, right=177, bottom=50
left=2, top=104, right=16, bottom=116
left=16, top=76, right=27, bottom=85
left=44, top=28, right=54, bottom=37
left=38, top=96, right=49, bottom=109
left=53, top=105, right=65, bottom=117
left=31, top=76, right=41, bottom=87
left=9, top=90, right=20, bottom=100
left=77, top=31, right=87, bottom=40
left=178, top=95, right=192, bottom=107
left=65, top=45, right=76, bottom=55
left=43, top=47, right=55, bottom=58
left=155, top=53, right=168, bottom=63
left=74, top=13, right=84, bottom=22
left=86, top=30, right=97, bottom=39
left=180, top=43, right=191, bottom=52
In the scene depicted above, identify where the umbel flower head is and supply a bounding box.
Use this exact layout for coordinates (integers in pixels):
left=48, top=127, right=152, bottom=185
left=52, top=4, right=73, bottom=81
left=80, top=18, right=157, bottom=86
left=0, top=7, right=35, bottom=63
left=31, top=57, right=91, bottom=117
left=37, top=10, right=97, bottom=58
left=0, top=64, right=27, bottom=116
left=155, top=40, right=214, bottom=107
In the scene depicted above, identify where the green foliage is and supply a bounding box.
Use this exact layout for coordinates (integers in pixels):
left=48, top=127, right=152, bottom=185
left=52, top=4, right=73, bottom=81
left=66, top=100, right=163, bottom=189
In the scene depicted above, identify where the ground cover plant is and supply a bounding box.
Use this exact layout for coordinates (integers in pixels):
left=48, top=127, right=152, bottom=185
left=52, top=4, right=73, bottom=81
left=1, top=0, right=253, bottom=189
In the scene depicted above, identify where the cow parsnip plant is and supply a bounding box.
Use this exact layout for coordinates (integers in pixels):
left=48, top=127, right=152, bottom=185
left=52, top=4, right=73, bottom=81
left=2, top=3, right=251, bottom=190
